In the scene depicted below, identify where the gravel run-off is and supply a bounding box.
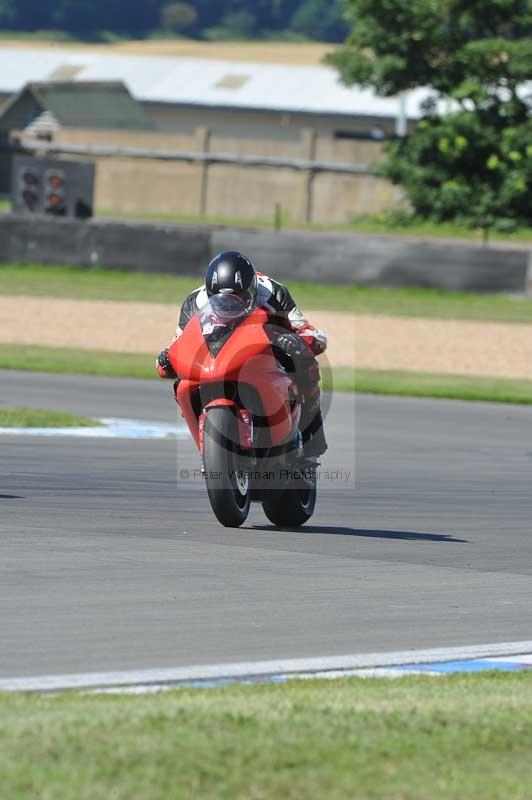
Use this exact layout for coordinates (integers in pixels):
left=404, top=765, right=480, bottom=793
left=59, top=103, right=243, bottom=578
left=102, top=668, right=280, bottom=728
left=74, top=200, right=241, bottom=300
left=2, top=296, right=532, bottom=380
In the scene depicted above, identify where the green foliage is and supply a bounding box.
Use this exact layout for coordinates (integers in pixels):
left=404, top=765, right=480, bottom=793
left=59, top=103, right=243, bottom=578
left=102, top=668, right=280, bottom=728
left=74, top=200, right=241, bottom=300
left=290, top=0, right=348, bottom=43
left=330, top=0, right=532, bottom=98
left=50, top=0, right=161, bottom=36
left=160, top=2, right=197, bottom=32
left=384, top=111, right=532, bottom=229
left=0, top=0, right=15, bottom=25
left=203, top=10, right=258, bottom=41
left=330, top=0, right=532, bottom=229
left=1, top=0, right=348, bottom=41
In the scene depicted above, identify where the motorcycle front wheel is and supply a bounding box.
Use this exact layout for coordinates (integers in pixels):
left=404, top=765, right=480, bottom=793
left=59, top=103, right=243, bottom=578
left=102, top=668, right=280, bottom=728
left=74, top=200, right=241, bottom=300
left=203, top=407, right=251, bottom=528
left=262, top=463, right=316, bottom=527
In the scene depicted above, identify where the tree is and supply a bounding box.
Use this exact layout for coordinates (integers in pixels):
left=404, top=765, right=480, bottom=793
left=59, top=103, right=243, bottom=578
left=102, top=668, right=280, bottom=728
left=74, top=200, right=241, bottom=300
left=290, top=0, right=348, bottom=43
left=385, top=110, right=532, bottom=233
left=204, top=10, right=258, bottom=40
left=53, top=0, right=160, bottom=36
left=53, top=0, right=99, bottom=35
left=328, top=0, right=532, bottom=229
left=0, top=0, right=15, bottom=26
left=10, top=0, right=55, bottom=30
left=160, top=2, right=198, bottom=32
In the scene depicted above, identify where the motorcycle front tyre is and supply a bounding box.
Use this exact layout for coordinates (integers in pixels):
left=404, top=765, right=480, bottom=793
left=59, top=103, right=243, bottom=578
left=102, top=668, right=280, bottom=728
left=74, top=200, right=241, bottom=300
left=203, top=407, right=251, bottom=528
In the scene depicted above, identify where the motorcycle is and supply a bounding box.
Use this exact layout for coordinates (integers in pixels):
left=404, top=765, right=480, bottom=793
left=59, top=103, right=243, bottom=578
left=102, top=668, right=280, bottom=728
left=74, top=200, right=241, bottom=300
left=168, top=293, right=317, bottom=528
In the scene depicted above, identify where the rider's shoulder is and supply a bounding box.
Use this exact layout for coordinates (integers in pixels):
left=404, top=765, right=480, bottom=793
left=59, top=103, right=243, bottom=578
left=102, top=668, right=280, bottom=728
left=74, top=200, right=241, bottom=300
left=257, top=274, right=295, bottom=314
left=193, top=287, right=209, bottom=308
left=257, top=272, right=287, bottom=291
left=257, top=272, right=275, bottom=291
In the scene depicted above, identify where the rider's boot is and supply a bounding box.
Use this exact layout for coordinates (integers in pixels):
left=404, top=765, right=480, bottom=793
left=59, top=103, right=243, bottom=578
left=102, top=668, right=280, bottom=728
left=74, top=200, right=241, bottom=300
left=302, top=408, right=327, bottom=457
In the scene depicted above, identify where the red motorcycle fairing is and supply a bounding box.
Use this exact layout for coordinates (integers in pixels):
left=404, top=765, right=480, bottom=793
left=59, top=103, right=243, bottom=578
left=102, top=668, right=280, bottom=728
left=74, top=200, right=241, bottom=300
left=168, top=307, right=301, bottom=453
left=197, top=402, right=253, bottom=456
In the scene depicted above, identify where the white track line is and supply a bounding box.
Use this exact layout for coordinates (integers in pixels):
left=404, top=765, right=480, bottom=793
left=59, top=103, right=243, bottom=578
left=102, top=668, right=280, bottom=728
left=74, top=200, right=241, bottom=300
left=0, top=418, right=187, bottom=439
left=2, top=640, right=532, bottom=692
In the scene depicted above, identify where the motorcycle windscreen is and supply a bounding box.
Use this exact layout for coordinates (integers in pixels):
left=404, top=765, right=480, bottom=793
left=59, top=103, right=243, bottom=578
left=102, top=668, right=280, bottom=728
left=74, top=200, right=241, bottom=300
left=200, top=294, right=255, bottom=357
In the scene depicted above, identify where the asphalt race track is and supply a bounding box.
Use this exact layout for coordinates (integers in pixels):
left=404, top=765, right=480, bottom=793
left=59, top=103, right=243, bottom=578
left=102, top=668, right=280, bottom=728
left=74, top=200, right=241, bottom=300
left=1, top=369, right=532, bottom=679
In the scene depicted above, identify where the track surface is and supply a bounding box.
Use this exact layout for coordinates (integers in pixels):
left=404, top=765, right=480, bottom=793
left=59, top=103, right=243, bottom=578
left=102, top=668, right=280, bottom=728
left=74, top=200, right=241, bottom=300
left=1, top=370, right=531, bottom=678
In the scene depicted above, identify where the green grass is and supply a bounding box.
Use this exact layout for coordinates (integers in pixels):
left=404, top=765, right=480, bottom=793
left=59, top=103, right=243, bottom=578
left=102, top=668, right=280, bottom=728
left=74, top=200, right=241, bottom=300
left=4, top=187, right=532, bottom=243
left=0, top=263, right=201, bottom=305
left=0, top=407, right=100, bottom=428
left=0, top=344, right=156, bottom=380
left=1, top=345, right=531, bottom=405
left=327, top=366, right=532, bottom=404
left=351, top=368, right=532, bottom=404
left=7, top=198, right=530, bottom=243
left=346, top=212, right=532, bottom=244
left=103, top=207, right=532, bottom=245
left=2, top=673, right=532, bottom=799
left=3, top=262, right=532, bottom=322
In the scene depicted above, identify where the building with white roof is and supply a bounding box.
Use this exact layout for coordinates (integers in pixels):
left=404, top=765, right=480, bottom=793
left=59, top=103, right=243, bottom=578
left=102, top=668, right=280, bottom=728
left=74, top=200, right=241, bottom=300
left=0, top=46, right=430, bottom=143
left=0, top=46, right=426, bottom=223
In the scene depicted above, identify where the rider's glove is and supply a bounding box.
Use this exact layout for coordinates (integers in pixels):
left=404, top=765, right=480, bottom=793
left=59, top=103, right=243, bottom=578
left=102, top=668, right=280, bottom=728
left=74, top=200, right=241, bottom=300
left=275, top=333, right=309, bottom=359
left=156, top=348, right=177, bottom=379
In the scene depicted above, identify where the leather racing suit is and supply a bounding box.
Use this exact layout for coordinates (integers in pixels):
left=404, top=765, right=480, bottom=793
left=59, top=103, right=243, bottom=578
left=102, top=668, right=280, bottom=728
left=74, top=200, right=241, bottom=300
left=157, top=273, right=327, bottom=456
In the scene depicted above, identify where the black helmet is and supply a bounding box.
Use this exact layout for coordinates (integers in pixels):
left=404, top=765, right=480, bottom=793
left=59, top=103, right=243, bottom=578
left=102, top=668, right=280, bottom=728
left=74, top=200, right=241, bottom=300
left=205, top=251, right=257, bottom=307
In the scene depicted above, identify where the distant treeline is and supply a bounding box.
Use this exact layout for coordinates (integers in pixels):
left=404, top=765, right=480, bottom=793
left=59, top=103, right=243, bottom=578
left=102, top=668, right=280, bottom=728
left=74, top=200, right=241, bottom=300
left=0, top=0, right=348, bottom=43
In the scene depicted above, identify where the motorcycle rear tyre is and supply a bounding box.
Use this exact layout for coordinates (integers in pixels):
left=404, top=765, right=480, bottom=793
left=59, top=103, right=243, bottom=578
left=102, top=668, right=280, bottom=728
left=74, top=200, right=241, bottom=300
left=262, top=467, right=316, bottom=527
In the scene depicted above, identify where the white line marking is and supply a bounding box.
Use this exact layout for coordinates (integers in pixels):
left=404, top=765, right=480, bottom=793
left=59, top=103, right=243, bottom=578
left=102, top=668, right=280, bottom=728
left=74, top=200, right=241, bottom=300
left=0, top=418, right=187, bottom=439
left=488, top=654, right=532, bottom=665
left=2, top=640, right=532, bottom=692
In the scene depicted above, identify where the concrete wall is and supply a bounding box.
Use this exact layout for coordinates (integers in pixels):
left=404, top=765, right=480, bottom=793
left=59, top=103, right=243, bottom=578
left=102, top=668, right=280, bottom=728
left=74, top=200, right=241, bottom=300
left=53, top=124, right=401, bottom=224
left=143, top=104, right=396, bottom=142
left=0, top=214, right=210, bottom=276
left=1, top=213, right=529, bottom=294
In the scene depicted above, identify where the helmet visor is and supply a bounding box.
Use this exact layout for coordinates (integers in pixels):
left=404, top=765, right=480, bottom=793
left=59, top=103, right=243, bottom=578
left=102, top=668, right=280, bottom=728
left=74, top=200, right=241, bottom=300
left=207, top=291, right=255, bottom=323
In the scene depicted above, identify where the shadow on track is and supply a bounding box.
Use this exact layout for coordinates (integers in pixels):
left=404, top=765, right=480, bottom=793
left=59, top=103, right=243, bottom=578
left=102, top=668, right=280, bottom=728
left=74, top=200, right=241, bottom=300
left=0, top=494, right=22, bottom=500
left=251, top=524, right=467, bottom=543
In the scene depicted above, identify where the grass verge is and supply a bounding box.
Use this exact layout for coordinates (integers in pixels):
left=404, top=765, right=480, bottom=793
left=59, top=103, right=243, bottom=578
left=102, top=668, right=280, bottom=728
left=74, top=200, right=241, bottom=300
left=1, top=673, right=532, bottom=799
left=0, top=407, right=100, bottom=428
left=1, top=345, right=531, bottom=405
left=0, top=344, right=155, bottom=380
left=4, top=196, right=532, bottom=243
left=351, top=368, right=532, bottom=404
left=346, top=212, right=532, bottom=244
left=2, top=263, right=532, bottom=322
left=102, top=207, right=532, bottom=245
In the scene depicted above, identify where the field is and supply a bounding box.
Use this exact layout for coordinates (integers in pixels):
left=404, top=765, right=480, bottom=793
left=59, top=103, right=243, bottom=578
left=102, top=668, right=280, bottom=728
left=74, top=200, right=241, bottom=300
left=1, top=673, right=532, bottom=800
left=0, top=37, right=334, bottom=66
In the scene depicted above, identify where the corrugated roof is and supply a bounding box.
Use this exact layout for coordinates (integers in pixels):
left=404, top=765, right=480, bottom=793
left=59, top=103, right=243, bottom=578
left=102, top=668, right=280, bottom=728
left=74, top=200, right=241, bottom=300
left=32, top=81, right=152, bottom=129
left=0, top=46, right=433, bottom=120
left=0, top=80, right=153, bottom=131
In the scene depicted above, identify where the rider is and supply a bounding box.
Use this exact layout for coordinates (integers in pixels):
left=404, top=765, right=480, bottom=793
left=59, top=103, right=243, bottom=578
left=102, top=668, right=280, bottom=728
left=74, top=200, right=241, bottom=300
left=156, top=251, right=328, bottom=457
